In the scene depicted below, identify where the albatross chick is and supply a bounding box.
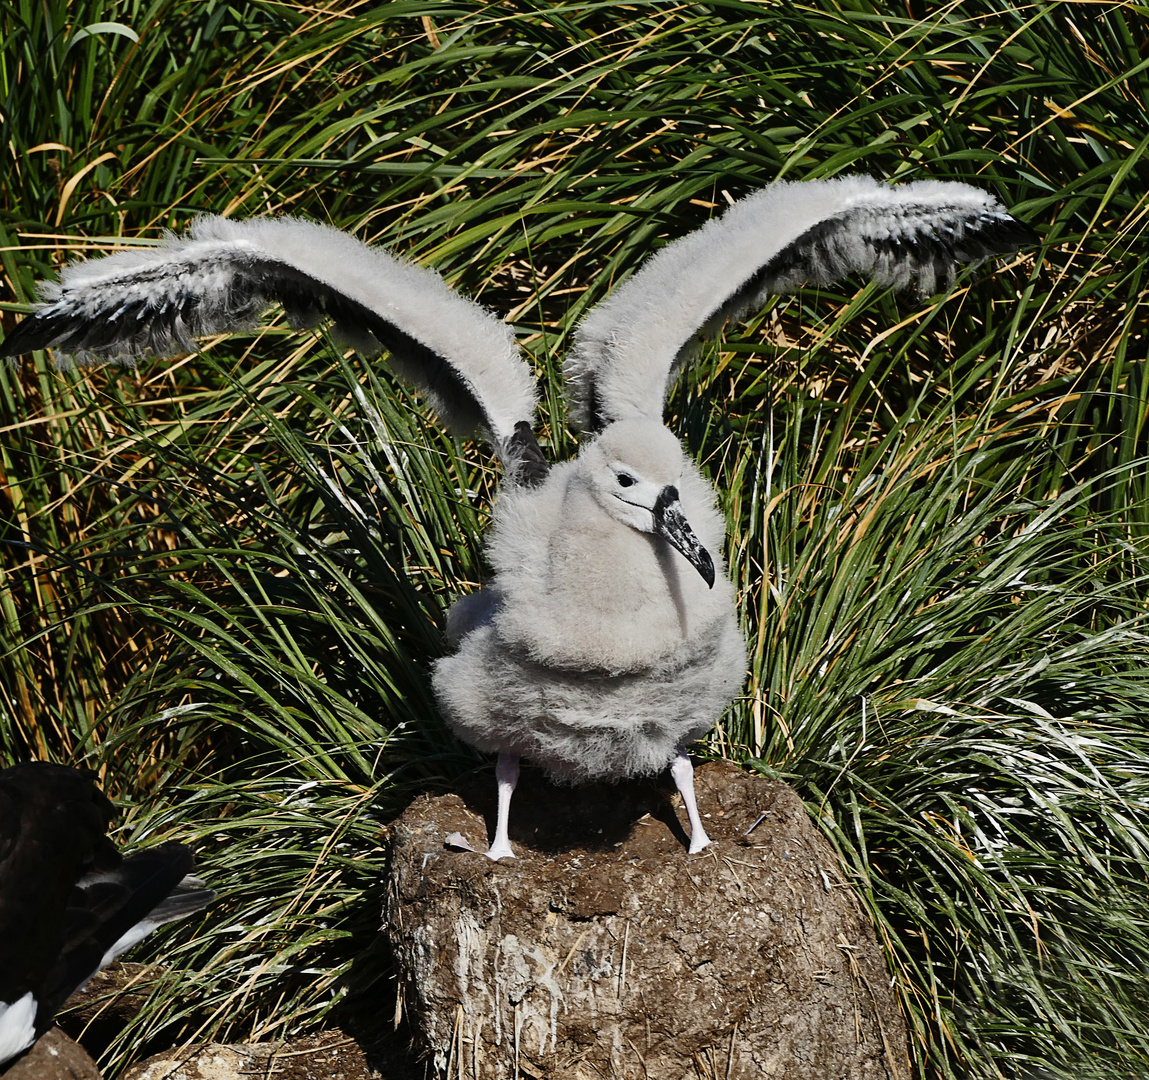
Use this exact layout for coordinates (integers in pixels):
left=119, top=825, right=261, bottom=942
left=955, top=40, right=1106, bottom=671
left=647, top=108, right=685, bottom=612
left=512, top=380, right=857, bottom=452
left=0, top=176, right=1038, bottom=860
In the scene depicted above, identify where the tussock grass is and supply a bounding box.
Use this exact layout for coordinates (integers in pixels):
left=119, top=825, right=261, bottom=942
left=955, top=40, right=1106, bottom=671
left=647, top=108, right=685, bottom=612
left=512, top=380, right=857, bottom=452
left=2, top=1, right=1148, bottom=1076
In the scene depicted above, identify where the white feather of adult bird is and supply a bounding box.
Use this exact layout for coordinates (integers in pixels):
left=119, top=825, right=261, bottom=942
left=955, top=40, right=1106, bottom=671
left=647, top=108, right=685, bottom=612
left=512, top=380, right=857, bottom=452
left=0, top=177, right=1037, bottom=860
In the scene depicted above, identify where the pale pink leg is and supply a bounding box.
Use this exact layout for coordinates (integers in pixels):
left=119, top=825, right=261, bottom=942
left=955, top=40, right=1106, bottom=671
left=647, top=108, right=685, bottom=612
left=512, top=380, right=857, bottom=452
left=670, top=749, right=711, bottom=853
left=486, top=753, right=519, bottom=861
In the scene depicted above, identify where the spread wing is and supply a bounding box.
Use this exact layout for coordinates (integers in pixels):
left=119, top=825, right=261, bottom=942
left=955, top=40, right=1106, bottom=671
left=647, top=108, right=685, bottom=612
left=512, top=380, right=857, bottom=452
left=565, top=175, right=1038, bottom=432
left=0, top=216, right=547, bottom=485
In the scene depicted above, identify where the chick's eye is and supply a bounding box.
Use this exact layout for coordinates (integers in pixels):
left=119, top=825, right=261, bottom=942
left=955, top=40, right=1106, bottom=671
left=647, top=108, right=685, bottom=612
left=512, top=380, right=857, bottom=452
left=616, top=473, right=636, bottom=488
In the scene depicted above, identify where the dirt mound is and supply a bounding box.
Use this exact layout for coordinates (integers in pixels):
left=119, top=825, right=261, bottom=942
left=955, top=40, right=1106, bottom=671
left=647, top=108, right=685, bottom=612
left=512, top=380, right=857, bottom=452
left=386, top=761, right=908, bottom=1079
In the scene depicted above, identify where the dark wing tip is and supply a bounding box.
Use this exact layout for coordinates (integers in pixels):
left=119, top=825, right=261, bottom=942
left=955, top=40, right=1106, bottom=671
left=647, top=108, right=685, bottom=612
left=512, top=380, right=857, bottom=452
left=0, top=299, right=201, bottom=366
left=502, top=420, right=550, bottom=487
left=0, top=312, right=74, bottom=360
left=991, top=213, right=1041, bottom=249
left=0, top=245, right=272, bottom=366
left=942, top=209, right=1040, bottom=261
left=738, top=199, right=1038, bottom=309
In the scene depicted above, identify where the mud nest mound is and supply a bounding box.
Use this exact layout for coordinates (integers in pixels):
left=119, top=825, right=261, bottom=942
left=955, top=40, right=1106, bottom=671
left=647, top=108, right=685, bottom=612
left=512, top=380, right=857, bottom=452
left=386, top=761, right=909, bottom=1079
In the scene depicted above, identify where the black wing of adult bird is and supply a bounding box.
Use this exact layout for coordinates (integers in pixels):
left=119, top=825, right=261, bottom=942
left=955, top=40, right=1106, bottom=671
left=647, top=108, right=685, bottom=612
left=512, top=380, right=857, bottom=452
left=0, top=763, right=214, bottom=1066
left=0, top=178, right=1037, bottom=862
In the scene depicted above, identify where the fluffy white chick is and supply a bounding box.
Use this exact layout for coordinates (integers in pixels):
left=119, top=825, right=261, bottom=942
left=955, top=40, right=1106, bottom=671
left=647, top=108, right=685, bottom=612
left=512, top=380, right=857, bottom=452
left=434, top=419, right=746, bottom=857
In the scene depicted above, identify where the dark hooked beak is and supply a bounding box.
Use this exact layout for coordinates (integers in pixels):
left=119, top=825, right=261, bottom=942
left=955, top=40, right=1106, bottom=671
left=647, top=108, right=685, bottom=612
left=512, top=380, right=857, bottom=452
left=652, top=486, right=716, bottom=589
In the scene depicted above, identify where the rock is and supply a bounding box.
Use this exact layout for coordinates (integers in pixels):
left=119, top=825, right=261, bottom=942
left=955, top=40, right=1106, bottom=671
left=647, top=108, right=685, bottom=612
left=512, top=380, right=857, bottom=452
left=56, top=962, right=167, bottom=1062
left=386, top=761, right=909, bottom=1079
left=61, top=963, right=156, bottom=1031
left=122, top=1031, right=382, bottom=1080
left=122, top=1044, right=250, bottom=1080
left=57, top=962, right=220, bottom=1069
left=1, top=1028, right=101, bottom=1080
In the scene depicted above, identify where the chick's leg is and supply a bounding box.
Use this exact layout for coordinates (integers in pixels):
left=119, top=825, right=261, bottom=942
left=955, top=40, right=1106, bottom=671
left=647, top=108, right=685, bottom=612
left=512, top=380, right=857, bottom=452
left=670, top=749, right=711, bottom=854
left=487, top=752, right=519, bottom=861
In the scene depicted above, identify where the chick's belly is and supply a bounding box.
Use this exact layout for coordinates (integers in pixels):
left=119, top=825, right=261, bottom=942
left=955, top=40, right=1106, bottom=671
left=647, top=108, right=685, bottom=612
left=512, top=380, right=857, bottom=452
left=431, top=624, right=741, bottom=782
